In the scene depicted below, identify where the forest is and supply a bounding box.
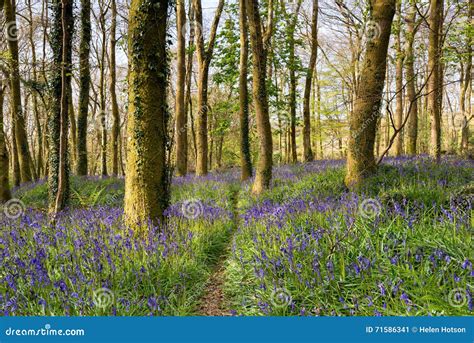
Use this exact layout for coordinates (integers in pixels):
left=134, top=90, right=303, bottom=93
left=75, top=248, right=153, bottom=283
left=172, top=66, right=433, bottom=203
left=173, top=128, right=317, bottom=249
left=0, top=0, right=472, bottom=316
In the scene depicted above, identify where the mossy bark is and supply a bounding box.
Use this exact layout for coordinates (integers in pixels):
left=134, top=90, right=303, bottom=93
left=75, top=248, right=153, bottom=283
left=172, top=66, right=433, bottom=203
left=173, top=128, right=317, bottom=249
left=247, top=0, right=274, bottom=194
left=428, top=0, right=443, bottom=162
left=394, top=0, right=404, bottom=157
left=285, top=1, right=301, bottom=164
left=460, top=0, right=472, bottom=155
left=124, top=0, right=171, bottom=229
left=76, top=0, right=91, bottom=176
left=303, top=0, right=318, bottom=162
left=0, top=80, right=11, bottom=202
left=405, top=1, right=418, bottom=155
left=345, top=0, right=396, bottom=188
left=175, top=0, right=187, bottom=176
left=110, top=0, right=120, bottom=176
left=192, top=0, right=224, bottom=176
left=4, top=0, right=33, bottom=183
left=49, top=0, right=72, bottom=214
left=239, top=0, right=253, bottom=181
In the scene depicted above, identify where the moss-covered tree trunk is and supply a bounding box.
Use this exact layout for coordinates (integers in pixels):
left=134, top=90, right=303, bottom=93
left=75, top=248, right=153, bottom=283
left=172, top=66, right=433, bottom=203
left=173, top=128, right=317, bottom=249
left=27, top=0, right=44, bottom=178
left=68, top=82, right=77, bottom=168
left=110, top=0, right=120, bottom=176
left=405, top=0, right=418, bottom=155
left=192, top=0, right=224, bottom=176
left=345, top=0, right=395, bottom=188
left=175, top=0, right=187, bottom=176
left=247, top=0, right=274, bottom=194
left=124, top=0, right=170, bottom=228
left=394, top=0, right=404, bottom=156
left=428, top=0, right=443, bottom=162
left=4, top=0, right=34, bottom=183
left=77, top=0, right=91, bottom=176
left=49, top=0, right=73, bottom=214
left=239, top=0, right=252, bottom=181
left=286, top=1, right=301, bottom=164
left=303, top=0, right=318, bottom=162
left=185, top=4, right=196, bottom=163
left=99, top=4, right=108, bottom=177
left=460, top=0, right=472, bottom=155
left=0, top=80, right=11, bottom=202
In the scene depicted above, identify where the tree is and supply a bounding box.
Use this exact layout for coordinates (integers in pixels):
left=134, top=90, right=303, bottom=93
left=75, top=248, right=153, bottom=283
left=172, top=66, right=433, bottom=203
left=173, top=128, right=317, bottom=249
left=405, top=0, right=418, bottom=155
left=0, top=80, right=11, bottom=202
left=460, top=0, right=472, bottom=155
left=110, top=0, right=120, bottom=175
left=124, top=0, right=171, bottom=228
left=285, top=0, right=302, bottom=164
left=175, top=0, right=187, bottom=176
left=4, top=0, right=34, bottom=183
left=303, top=0, right=318, bottom=162
left=77, top=0, right=91, bottom=176
left=345, top=0, right=396, bottom=188
left=49, top=0, right=73, bottom=214
left=247, top=0, right=274, bottom=194
left=193, top=0, right=225, bottom=176
left=394, top=0, right=404, bottom=156
left=428, top=0, right=443, bottom=162
left=98, top=0, right=108, bottom=177
left=239, top=0, right=252, bottom=180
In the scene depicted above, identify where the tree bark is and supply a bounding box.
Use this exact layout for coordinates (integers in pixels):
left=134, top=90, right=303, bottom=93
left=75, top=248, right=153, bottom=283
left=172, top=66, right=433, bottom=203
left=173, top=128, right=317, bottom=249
left=99, top=3, right=108, bottom=177
left=49, top=0, right=73, bottom=214
left=0, top=80, right=11, bottom=202
left=192, top=0, right=224, bottom=176
left=175, top=0, right=187, bottom=176
left=247, top=0, right=274, bottom=194
left=239, top=0, right=253, bottom=181
left=287, top=1, right=302, bottom=164
left=4, top=0, right=34, bottom=183
left=405, top=0, right=418, bottom=155
left=303, top=0, right=318, bottom=162
left=27, top=0, right=44, bottom=177
left=77, top=0, right=91, bottom=176
left=345, top=0, right=396, bottom=188
left=428, top=0, right=443, bottom=162
left=394, top=0, right=404, bottom=156
left=124, top=0, right=171, bottom=228
left=460, top=0, right=472, bottom=155
left=110, top=0, right=120, bottom=176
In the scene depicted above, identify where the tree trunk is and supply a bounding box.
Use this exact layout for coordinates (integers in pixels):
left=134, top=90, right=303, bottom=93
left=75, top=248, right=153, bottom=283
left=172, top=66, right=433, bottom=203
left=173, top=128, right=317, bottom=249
left=247, top=0, right=274, bottom=194
left=99, top=5, right=108, bottom=177
left=0, top=80, right=11, bottom=202
left=27, top=0, right=44, bottom=178
left=345, top=0, right=396, bottom=188
left=175, top=0, right=187, bottom=176
left=124, top=0, right=171, bottom=228
left=77, top=0, right=91, bottom=176
left=4, top=0, right=33, bottom=183
left=185, top=4, right=196, bottom=167
left=405, top=0, right=418, bottom=155
left=49, top=0, right=72, bottom=214
left=286, top=1, right=301, bottom=164
left=192, top=0, right=224, bottom=176
left=68, top=82, right=77, bottom=168
left=460, top=0, right=472, bottom=155
left=110, top=0, right=120, bottom=176
left=239, top=0, right=252, bottom=180
left=428, top=0, right=443, bottom=162
left=303, top=0, right=318, bottom=162
left=394, top=0, right=404, bottom=156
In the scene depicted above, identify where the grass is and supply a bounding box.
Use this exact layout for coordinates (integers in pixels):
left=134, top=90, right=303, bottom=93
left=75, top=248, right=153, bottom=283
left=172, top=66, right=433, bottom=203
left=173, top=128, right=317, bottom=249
left=1, top=156, right=472, bottom=316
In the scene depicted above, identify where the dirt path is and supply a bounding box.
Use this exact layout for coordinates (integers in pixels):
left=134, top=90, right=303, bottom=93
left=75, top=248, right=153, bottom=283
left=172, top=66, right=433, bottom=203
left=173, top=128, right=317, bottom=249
left=197, top=187, right=240, bottom=316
